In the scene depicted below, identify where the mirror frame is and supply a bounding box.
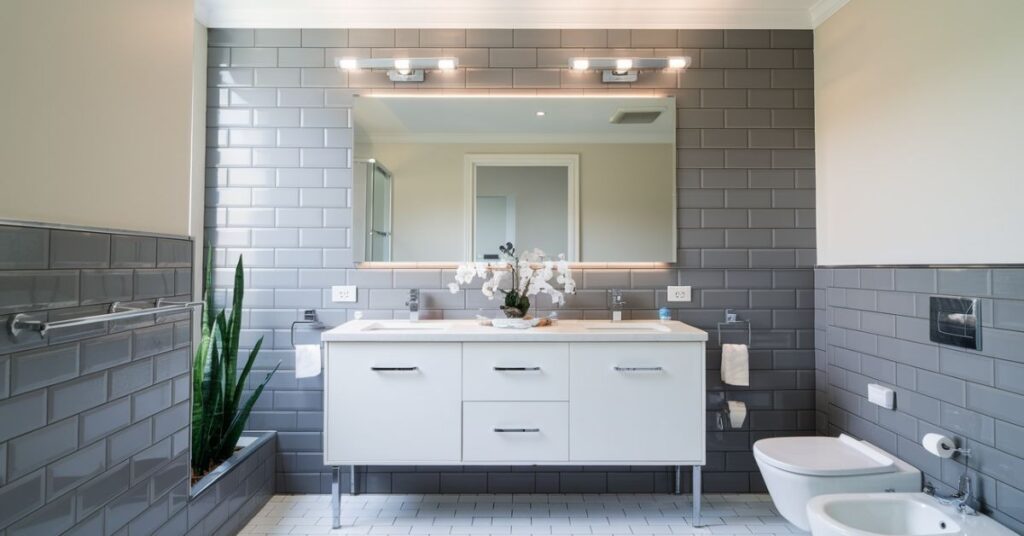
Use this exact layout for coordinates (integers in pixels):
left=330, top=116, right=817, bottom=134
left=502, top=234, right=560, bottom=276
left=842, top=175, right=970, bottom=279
left=463, top=154, right=580, bottom=262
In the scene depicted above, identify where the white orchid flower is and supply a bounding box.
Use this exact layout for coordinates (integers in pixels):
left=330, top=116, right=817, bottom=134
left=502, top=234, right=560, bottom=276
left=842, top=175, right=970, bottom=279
left=447, top=282, right=460, bottom=294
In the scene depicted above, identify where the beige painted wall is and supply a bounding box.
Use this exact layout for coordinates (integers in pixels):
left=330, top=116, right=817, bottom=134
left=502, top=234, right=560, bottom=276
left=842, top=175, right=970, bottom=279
left=0, top=0, right=196, bottom=236
left=815, top=0, right=1024, bottom=264
left=356, top=142, right=676, bottom=262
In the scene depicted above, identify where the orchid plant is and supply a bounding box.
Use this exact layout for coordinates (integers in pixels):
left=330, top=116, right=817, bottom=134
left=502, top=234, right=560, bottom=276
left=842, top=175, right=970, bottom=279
left=448, top=242, right=577, bottom=318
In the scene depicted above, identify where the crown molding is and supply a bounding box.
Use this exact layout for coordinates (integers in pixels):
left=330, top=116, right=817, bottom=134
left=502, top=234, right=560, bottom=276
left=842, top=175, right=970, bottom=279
left=196, top=0, right=818, bottom=29
left=809, top=0, right=851, bottom=27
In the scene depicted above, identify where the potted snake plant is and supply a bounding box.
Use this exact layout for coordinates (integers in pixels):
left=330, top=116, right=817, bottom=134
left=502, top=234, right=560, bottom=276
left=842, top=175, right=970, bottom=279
left=191, top=249, right=280, bottom=479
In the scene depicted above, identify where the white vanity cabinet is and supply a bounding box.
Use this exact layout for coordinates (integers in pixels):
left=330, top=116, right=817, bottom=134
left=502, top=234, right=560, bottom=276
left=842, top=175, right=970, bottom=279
left=323, top=320, right=708, bottom=528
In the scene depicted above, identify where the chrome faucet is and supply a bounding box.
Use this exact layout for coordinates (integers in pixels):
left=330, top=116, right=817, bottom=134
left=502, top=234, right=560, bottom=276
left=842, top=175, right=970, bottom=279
left=610, top=289, right=626, bottom=322
left=405, top=289, right=420, bottom=322
left=924, top=473, right=978, bottom=515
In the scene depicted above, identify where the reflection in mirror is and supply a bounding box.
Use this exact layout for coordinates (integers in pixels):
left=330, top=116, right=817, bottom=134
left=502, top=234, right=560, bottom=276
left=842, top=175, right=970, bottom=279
left=353, top=160, right=393, bottom=261
left=353, top=96, right=676, bottom=263
left=468, top=155, right=578, bottom=261
left=475, top=165, right=568, bottom=261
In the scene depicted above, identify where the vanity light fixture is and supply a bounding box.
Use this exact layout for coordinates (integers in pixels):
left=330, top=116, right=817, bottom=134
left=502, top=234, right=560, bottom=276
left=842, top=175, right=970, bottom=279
left=336, top=57, right=459, bottom=82
left=568, top=56, right=691, bottom=83
left=535, top=111, right=546, bottom=117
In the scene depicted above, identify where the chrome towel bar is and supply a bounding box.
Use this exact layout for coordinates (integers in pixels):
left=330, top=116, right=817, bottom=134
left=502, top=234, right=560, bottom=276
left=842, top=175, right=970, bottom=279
left=7, top=300, right=203, bottom=338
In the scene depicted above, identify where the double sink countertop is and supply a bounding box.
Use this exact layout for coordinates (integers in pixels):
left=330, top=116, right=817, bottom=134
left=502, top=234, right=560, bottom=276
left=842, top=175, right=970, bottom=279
left=322, top=319, right=708, bottom=342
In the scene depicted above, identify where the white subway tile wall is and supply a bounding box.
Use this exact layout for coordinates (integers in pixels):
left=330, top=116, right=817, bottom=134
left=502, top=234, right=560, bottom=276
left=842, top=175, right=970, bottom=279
left=205, top=27, right=817, bottom=495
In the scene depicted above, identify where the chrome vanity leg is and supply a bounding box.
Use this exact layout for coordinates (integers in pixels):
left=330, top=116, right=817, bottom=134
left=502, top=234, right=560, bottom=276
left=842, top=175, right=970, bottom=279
left=692, top=465, right=703, bottom=528
left=350, top=464, right=358, bottom=495
left=674, top=466, right=682, bottom=495
left=331, top=466, right=341, bottom=529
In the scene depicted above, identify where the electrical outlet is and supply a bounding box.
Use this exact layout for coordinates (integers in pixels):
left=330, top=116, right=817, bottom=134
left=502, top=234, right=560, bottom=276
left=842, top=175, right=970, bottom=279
left=331, top=285, right=357, bottom=303
left=667, top=285, right=692, bottom=302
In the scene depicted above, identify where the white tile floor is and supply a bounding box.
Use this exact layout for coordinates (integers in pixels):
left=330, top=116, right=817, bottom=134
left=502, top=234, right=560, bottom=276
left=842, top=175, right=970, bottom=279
left=240, top=494, right=807, bottom=535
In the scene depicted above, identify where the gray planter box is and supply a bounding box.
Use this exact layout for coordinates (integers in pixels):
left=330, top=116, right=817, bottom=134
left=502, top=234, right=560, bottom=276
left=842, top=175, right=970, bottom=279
left=184, top=431, right=276, bottom=536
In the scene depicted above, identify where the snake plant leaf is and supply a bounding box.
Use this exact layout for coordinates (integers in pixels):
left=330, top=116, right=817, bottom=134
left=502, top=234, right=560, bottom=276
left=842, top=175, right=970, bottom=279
left=218, top=361, right=281, bottom=460
left=232, top=336, right=263, bottom=413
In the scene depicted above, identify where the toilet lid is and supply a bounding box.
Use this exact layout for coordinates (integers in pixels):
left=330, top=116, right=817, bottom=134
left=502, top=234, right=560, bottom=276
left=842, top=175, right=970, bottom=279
left=753, top=434, right=897, bottom=477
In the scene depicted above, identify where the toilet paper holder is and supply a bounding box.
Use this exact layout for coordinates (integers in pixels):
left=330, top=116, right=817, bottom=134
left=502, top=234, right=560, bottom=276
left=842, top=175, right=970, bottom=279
left=922, top=433, right=971, bottom=458
left=291, top=309, right=326, bottom=348
left=716, top=309, right=751, bottom=346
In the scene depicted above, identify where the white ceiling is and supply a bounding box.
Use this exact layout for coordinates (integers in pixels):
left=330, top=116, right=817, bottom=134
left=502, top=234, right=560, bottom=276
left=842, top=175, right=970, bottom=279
left=196, top=0, right=850, bottom=30
left=354, top=96, right=677, bottom=144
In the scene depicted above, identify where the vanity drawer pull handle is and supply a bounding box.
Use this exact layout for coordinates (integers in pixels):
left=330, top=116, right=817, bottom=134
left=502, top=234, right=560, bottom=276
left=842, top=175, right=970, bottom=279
left=493, top=428, right=540, bottom=433
left=613, top=366, right=664, bottom=372
left=493, top=366, right=541, bottom=371
left=370, top=366, right=419, bottom=371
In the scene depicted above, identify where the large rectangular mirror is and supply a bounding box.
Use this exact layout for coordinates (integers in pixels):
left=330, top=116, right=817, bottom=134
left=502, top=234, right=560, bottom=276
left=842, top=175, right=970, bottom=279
left=353, top=96, right=676, bottom=263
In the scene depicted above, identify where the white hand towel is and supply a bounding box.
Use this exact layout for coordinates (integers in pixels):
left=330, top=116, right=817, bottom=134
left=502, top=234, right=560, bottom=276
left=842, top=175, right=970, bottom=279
left=295, top=344, right=322, bottom=379
left=721, top=343, right=749, bottom=386
left=727, top=400, right=747, bottom=428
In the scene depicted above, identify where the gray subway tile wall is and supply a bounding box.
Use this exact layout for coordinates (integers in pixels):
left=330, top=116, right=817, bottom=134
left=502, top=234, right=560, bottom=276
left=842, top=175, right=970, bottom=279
left=816, top=267, right=1024, bottom=532
left=0, top=225, right=194, bottom=535
left=206, top=27, right=816, bottom=494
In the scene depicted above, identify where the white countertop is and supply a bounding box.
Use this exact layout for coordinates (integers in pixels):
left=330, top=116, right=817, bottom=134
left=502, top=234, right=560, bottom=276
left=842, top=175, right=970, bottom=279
left=322, top=319, right=708, bottom=342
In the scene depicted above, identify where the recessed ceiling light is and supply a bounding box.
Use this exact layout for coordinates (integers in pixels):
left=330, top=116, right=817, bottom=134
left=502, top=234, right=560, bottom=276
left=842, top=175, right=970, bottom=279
left=536, top=111, right=545, bottom=117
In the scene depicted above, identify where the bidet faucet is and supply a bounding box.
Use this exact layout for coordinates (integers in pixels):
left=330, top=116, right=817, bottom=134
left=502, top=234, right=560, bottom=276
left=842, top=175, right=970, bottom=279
left=610, top=289, right=626, bottom=322
left=405, top=289, right=420, bottom=322
left=924, top=474, right=978, bottom=515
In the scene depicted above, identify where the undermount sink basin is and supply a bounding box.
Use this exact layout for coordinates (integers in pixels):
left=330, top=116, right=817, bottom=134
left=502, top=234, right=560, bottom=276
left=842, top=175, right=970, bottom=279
left=807, top=493, right=1015, bottom=536
left=583, top=322, right=670, bottom=332
left=360, top=321, right=450, bottom=332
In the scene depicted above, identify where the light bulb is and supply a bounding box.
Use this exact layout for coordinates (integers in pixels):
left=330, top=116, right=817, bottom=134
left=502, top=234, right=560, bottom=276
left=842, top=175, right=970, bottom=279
left=394, top=59, right=411, bottom=75
left=536, top=111, right=546, bottom=117
left=615, top=58, right=633, bottom=72
left=437, top=58, right=456, bottom=70
left=338, top=58, right=358, bottom=70
left=668, top=57, right=688, bottom=69
left=571, top=58, right=589, bottom=70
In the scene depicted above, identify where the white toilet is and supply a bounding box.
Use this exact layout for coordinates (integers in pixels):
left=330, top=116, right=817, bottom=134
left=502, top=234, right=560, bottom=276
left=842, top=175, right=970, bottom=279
left=753, top=434, right=921, bottom=531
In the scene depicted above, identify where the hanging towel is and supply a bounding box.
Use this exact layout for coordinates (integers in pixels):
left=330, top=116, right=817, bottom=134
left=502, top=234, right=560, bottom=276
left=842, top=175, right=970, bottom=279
left=295, top=344, right=322, bottom=379
left=721, top=343, right=749, bottom=386
left=727, top=400, right=747, bottom=428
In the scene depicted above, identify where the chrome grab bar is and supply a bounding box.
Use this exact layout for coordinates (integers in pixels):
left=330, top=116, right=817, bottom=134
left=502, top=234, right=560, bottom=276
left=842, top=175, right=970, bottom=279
left=613, top=366, right=664, bottom=372
left=7, top=301, right=202, bottom=338
left=493, top=366, right=541, bottom=371
left=493, top=428, right=540, bottom=433
left=370, top=366, right=419, bottom=371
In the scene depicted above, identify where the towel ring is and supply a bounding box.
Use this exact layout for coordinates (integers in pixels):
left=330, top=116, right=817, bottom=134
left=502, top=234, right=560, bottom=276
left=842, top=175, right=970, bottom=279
left=291, top=309, right=326, bottom=348
left=716, top=309, right=751, bottom=347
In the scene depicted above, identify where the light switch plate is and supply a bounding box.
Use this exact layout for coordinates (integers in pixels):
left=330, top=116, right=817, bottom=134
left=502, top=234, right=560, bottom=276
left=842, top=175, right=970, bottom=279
left=667, top=286, right=692, bottom=302
left=331, top=285, right=357, bottom=303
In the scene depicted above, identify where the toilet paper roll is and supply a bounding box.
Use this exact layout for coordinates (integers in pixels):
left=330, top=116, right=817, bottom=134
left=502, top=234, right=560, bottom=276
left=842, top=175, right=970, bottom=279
left=727, top=400, right=747, bottom=429
left=922, top=433, right=956, bottom=458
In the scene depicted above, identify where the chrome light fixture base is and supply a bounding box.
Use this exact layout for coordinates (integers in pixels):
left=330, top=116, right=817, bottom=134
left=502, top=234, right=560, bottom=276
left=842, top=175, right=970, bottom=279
left=386, top=69, right=425, bottom=82
left=602, top=70, right=638, bottom=83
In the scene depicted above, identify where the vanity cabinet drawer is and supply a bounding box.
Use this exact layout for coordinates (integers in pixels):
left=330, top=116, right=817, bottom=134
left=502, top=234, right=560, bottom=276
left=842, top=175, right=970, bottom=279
left=463, top=343, right=569, bottom=401
left=324, top=342, right=461, bottom=464
left=568, top=342, right=704, bottom=463
left=463, top=402, right=568, bottom=462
